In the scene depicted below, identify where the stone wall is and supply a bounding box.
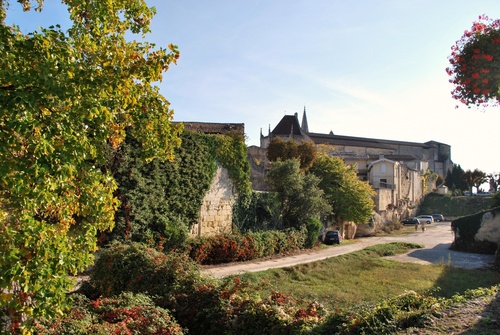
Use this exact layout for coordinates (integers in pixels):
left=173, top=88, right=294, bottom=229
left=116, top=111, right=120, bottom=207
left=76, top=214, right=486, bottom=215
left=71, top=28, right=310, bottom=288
left=189, top=165, right=236, bottom=237
left=474, top=209, right=500, bottom=243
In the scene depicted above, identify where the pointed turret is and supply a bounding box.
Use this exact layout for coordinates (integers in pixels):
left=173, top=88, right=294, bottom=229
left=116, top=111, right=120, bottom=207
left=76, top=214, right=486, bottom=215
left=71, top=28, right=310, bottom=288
left=301, top=106, right=309, bottom=133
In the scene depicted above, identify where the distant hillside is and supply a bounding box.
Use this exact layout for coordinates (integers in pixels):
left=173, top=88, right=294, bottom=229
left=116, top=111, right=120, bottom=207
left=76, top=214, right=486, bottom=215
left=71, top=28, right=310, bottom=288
left=417, top=194, right=494, bottom=219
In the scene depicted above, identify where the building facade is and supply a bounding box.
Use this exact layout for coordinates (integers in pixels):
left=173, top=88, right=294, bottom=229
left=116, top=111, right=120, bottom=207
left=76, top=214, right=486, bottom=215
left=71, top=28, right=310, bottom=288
left=254, top=110, right=452, bottom=216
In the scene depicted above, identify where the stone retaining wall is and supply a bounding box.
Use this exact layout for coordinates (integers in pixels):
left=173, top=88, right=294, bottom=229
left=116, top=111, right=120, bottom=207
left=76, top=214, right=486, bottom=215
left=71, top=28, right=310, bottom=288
left=190, top=165, right=236, bottom=237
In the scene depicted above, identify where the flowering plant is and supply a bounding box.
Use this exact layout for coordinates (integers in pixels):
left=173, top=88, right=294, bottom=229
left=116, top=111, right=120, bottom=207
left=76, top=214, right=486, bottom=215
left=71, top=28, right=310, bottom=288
left=447, top=15, right=500, bottom=107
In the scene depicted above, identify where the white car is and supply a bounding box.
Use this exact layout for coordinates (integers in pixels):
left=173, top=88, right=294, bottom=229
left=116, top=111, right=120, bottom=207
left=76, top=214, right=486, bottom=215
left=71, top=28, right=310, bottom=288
left=417, top=215, right=434, bottom=224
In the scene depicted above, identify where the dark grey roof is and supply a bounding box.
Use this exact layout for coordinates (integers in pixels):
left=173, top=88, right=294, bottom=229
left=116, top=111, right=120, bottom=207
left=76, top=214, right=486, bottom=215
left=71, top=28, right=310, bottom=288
left=308, top=132, right=436, bottom=150
left=271, top=115, right=307, bottom=136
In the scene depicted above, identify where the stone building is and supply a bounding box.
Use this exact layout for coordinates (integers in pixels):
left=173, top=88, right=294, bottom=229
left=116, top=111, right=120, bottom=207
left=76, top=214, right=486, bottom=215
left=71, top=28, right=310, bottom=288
left=252, top=109, right=453, bottom=218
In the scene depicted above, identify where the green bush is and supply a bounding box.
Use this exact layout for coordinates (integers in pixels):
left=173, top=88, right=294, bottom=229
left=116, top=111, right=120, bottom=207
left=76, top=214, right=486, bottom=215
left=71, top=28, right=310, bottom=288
left=233, top=191, right=281, bottom=233
left=34, top=293, right=185, bottom=334
left=304, top=218, right=323, bottom=248
left=89, top=242, right=203, bottom=299
left=451, top=208, right=500, bottom=253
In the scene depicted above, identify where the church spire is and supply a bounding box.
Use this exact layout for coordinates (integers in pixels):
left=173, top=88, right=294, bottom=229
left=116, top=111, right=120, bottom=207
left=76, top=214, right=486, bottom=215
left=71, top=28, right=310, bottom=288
left=301, top=106, right=309, bottom=133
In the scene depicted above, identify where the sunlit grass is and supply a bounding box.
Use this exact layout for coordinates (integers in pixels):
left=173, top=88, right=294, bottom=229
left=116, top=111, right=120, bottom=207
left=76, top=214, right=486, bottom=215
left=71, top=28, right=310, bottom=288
left=229, top=243, right=500, bottom=311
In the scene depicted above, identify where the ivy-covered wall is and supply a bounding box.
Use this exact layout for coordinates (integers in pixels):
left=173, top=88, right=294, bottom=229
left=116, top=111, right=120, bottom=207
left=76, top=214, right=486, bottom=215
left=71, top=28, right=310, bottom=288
left=105, top=130, right=251, bottom=249
left=451, top=207, right=500, bottom=254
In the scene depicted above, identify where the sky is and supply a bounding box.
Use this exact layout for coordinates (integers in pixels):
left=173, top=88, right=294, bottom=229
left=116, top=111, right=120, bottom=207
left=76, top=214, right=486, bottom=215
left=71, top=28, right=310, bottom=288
left=5, top=1, right=500, bottom=176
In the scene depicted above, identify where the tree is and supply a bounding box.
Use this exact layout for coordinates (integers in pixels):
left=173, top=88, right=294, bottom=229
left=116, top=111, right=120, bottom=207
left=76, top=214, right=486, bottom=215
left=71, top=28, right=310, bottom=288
left=487, top=173, right=499, bottom=192
left=463, top=169, right=488, bottom=193
left=445, top=163, right=468, bottom=193
left=447, top=15, right=500, bottom=108
left=309, top=155, right=375, bottom=225
left=265, top=159, right=330, bottom=229
left=266, top=137, right=317, bottom=171
left=0, top=0, right=182, bottom=331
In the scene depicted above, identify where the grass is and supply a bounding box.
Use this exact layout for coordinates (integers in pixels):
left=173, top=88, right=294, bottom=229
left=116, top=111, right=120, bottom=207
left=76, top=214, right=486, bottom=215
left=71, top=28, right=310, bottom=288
left=227, top=242, right=500, bottom=311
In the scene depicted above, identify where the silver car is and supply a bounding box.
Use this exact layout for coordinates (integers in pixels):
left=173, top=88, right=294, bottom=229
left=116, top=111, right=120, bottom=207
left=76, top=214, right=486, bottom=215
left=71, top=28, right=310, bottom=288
left=417, top=215, right=434, bottom=224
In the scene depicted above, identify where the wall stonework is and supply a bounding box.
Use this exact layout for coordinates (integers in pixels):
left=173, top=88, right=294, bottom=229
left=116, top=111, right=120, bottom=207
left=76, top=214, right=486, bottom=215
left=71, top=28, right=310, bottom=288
left=190, top=165, right=236, bottom=237
left=475, top=210, right=500, bottom=243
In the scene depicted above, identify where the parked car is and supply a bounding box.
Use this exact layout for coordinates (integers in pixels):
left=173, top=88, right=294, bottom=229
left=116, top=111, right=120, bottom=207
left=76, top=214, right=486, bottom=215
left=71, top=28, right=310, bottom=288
left=417, top=215, right=434, bottom=224
left=431, top=214, right=445, bottom=222
left=323, top=230, right=342, bottom=245
left=400, top=217, right=419, bottom=225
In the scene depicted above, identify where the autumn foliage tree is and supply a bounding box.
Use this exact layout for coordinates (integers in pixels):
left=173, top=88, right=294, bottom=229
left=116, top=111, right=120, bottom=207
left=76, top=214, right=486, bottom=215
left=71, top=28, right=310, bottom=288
left=447, top=15, right=500, bottom=107
left=0, top=0, right=182, bottom=331
left=266, top=137, right=317, bottom=171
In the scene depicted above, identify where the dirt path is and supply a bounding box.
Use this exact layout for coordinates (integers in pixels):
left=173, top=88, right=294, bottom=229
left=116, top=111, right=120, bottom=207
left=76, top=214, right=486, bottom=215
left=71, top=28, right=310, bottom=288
left=202, top=222, right=496, bottom=278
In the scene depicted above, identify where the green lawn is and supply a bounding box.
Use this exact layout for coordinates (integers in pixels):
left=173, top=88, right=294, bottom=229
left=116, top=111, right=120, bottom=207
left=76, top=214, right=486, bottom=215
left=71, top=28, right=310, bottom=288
left=226, top=243, right=500, bottom=311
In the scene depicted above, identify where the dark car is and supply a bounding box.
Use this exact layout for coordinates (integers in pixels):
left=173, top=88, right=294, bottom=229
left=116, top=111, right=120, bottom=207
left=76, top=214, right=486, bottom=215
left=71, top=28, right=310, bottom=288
left=400, top=217, right=419, bottom=225
left=323, top=230, right=342, bottom=245
left=431, top=214, right=445, bottom=222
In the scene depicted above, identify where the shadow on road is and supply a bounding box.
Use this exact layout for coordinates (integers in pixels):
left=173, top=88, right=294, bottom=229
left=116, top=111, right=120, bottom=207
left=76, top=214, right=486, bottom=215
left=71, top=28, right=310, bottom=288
left=400, top=243, right=496, bottom=269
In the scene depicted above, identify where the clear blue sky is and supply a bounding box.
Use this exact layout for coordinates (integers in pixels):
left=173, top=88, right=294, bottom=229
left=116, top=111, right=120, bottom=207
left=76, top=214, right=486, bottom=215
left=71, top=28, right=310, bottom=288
left=5, top=1, right=500, bottom=178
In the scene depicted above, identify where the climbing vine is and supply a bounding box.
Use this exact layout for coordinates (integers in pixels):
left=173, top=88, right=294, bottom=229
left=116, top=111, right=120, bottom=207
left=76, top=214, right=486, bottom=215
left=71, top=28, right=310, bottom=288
left=107, top=130, right=250, bottom=249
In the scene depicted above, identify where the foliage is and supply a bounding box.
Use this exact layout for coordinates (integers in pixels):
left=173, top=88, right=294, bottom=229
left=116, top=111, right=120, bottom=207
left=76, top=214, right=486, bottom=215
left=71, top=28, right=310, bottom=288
left=267, top=137, right=317, bottom=171
left=418, top=192, right=492, bottom=216
left=447, top=15, right=500, bottom=107
left=187, top=228, right=308, bottom=265
left=463, top=168, right=488, bottom=193
left=33, top=293, right=185, bottom=334
left=0, top=0, right=182, bottom=330
left=232, top=191, right=281, bottom=232
left=451, top=208, right=500, bottom=253
left=304, top=218, right=322, bottom=248
left=106, top=131, right=215, bottom=249
left=87, top=242, right=203, bottom=300
left=266, top=159, right=331, bottom=229
left=445, top=163, right=468, bottom=192
left=105, top=129, right=250, bottom=250
left=212, top=131, right=252, bottom=195
left=309, top=155, right=375, bottom=225
left=492, top=192, right=500, bottom=208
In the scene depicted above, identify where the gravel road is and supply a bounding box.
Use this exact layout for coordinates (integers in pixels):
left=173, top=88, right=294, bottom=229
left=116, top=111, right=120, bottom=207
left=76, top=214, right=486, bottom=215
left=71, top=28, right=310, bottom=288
left=202, top=221, right=496, bottom=278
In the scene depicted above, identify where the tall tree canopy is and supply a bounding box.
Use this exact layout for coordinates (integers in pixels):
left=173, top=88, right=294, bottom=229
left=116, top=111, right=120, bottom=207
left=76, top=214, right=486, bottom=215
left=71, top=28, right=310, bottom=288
left=266, top=137, right=317, bottom=171
left=266, top=159, right=330, bottom=229
left=445, top=163, right=468, bottom=193
left=309, top=155, right=375, bottom=225
left=0, top=0, right=182, bottom=331
left=447, top=15, right=500, bottom=108
left=463, top=169, right=488, bottom=193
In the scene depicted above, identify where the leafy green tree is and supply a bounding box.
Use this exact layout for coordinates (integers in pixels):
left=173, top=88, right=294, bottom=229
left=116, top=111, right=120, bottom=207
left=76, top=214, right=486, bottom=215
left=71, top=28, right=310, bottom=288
left=463, top=168, right=488, bottom=193
left=0, top=0, right=182, bottom=331
left=266, top=159, right=330, bottom=229
left=266, top=137, right=316, bottom=171
left=445, top=163, right=468, bottom=193
left=309, top=155, right=375, bottom=225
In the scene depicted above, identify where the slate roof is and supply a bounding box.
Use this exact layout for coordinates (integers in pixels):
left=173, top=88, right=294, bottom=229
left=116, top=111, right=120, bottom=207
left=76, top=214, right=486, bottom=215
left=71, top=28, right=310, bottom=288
left=271, top=115, right=307, bottom=136
left=307, top=132, right=436, bottom=150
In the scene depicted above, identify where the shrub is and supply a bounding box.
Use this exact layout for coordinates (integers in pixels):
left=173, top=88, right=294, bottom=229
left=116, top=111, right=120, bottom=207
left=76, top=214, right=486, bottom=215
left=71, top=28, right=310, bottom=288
left=34, top=293, right=185, bottom=335
left=186, top=228, right=308, bottom=265
left=89, top=242, right=203, bottom=299
left=304, top=218, right=323, bottom=248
